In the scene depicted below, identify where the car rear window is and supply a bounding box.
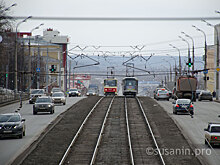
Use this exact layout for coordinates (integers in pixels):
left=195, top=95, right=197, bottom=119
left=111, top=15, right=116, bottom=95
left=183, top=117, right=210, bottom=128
left=211, top=126, right=220, bottom=133
left=177, top=100, right=190, bottom=104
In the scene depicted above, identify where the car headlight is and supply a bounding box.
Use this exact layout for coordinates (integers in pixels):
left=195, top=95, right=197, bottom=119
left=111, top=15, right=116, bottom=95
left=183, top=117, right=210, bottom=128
left=48, top=104, right=51, bottom=107
left=13, top=124, right=21, bottom=129
left=0, top=126, right=2, bottom=129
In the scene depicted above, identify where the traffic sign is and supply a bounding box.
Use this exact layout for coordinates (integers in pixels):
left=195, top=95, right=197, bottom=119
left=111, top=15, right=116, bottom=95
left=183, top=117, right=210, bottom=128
left=216, top=68, right=220, bottom=72
left=36, top=68, right=40, bottom=72
left=203, top=70, right=208, bottom=74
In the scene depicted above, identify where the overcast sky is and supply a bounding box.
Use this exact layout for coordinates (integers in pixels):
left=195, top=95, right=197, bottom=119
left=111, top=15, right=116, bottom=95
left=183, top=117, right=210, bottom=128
left=4, top=0, right=220, bottom=57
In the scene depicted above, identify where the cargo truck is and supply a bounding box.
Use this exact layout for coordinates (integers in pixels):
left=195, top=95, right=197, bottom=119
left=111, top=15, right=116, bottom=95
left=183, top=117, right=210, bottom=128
left=174, top=76, right=197, bottom=101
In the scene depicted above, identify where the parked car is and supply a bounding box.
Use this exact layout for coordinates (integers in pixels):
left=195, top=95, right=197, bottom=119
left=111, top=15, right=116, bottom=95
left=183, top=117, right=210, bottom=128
left=29, top=89, right=45, bottom=104
left=0, top=113, right=26, bottom=139
left=52, top=92, right=66, bottom=105
left=33, top=96, right=55, bottom=115
left=155, top=90, right=169, bottom=101
left=196, top=89, right=204, bottom=99
left=198, top=91, right=213, bottom=101
left=51, top=87, right=62, bottom=96
left=172, top=99, right=194, bottom=115
left=69, top=88, right=80, bottom=97
left=204, top=123, right=220, bottom=146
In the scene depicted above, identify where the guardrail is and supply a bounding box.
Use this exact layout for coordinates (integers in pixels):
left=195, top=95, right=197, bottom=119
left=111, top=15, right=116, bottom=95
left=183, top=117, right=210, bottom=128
left=0, top=93, right=29, bottom=106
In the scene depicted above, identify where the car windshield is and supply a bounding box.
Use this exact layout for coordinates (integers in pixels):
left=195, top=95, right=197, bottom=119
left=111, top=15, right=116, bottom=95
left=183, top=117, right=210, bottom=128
left=177, top=100, right=190, bottom=104
left=52, top=93, right=64, bottom=97
left=52, top=88, right=61, bottom=92
left=31, top=90, right=44, bottom=94
left=0, top=115, right=20, bottom=122
left=211, top=126, right=220, bottom=133
left=70, top=89, right=77, bottom=91
left=88, top=89, right=95, bottom=93
left=36, top=98, right=51, bottom=103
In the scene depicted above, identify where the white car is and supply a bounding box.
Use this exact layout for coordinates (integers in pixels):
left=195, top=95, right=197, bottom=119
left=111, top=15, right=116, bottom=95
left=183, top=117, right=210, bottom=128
left=52, top=92, right=66, bottom=105
left=69, top=88, right=80, bottom=97
left=204, top=123, right=220, bottom=146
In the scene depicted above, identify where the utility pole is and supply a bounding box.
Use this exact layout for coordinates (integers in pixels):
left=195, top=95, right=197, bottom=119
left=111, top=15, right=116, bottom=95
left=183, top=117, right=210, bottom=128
left=192, top=25, right=207, bottom=90
left=37, top=36, right=40, bottom=89
left=69, top=60, right=71, bottom=89
left=46, top=47, right=49, bottom=93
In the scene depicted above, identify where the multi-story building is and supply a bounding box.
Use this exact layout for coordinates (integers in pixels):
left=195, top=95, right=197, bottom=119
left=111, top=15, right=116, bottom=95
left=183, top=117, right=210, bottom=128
left=19, top=28, right=69, bottom=93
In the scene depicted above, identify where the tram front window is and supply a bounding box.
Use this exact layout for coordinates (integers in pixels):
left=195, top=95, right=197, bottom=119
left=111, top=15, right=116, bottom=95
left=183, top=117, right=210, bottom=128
left=104, top=80, right=117, bottom=87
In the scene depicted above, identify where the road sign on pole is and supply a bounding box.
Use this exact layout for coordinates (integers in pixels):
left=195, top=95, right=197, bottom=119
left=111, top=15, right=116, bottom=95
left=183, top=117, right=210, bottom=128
left=36, top=68, right=40, bottom=72
left=203, top=69, right=208, bottom=74
left=216, top=68, right=220, bottom=72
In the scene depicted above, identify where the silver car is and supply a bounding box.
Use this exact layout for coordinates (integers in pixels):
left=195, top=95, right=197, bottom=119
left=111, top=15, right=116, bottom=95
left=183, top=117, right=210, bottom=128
left=33, top=96, right=55, bottom=115
left=52, top=92, right=66, bottom=105
left=155, top=90, right=169, bottom=101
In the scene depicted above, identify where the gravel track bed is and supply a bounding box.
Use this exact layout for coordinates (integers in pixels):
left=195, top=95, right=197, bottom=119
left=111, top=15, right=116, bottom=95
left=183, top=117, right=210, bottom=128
left=95, top=96, right=130, bottom=164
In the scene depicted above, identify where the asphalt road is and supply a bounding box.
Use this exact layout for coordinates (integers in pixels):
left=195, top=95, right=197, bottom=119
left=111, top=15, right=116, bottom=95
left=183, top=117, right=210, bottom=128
left=0, top=96, right=85, bottom=165
left=157, top=99, right=220, bottom=165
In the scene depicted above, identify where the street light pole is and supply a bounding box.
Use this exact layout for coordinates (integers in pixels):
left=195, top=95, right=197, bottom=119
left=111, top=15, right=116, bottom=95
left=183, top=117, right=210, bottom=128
left=202, top=19, right=219, bottom=100
left=166, top=54, right=177, bottom=82
left=192, top=25, right=207, bottom=90
left=28, top=23, right=44, bottom=91
left=169, top=44, right=181, bottom=76
left=181, top=32, right=195, bottom=72
left=179, top=36, right=191, bottom=73
left=15, top=16, right=32, bottom=92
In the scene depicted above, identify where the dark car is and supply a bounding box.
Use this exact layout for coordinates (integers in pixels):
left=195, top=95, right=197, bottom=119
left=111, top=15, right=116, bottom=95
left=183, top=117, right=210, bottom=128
left=0, top=113, right=26, bottom=139
left=29, top=89, right=45, bottom=104
left=33, top=96, right=55, bottom=115
left=173, top=99, right=194, bottom=115
left=198, top=91, right=213, bottom=101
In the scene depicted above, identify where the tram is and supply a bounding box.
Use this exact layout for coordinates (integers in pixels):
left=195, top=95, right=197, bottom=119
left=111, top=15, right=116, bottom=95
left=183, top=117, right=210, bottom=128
left=103, top=78, right=117, bottom=96
left=122, top=77, right=138, bottom=96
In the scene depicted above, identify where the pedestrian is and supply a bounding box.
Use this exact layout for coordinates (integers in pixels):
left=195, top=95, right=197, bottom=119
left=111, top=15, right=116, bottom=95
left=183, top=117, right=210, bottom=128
left=212, top=90, right=216, bottom=98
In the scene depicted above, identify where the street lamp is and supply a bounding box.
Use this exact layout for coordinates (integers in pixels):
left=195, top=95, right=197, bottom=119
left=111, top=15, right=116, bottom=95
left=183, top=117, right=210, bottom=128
left=202, top=19, right=219, bottom=100
left=166, top=54, right=177, bottom=81
left=178, top=35, right=191, bottom=73
left=0, top=3, right=17, bottom=13
left=181, top=32, right=195, bottom=72
left=162, top=58, right=172, bottom=82
left=15, top=16, right=32, bottom=92
left=28, top=23, right=44, bottom=91
left=192, top=25, right=207, bottom=90
left=169, top=44, right=182, bottom=75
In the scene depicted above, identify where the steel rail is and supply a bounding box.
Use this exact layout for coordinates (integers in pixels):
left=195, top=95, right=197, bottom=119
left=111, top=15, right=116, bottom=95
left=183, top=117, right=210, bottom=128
left=124, top=96, right=135, bottom=165
left=59, top=96, right=104, bottom=165
left=90, top=96, right=115, bottom=165
left=136, top=97, right=166, bottom=165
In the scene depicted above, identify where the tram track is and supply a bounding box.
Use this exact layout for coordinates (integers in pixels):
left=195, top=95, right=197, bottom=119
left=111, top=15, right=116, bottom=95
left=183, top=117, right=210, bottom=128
left=16, top=96, right=202, bottom=165
left=125, top=97, right=165, bottom=165
left=60, top=96, right=114, bottom=165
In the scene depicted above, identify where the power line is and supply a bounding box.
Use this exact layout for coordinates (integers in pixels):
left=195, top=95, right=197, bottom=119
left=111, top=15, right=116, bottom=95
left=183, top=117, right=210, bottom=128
left=12, top=16, right=220, bottom=21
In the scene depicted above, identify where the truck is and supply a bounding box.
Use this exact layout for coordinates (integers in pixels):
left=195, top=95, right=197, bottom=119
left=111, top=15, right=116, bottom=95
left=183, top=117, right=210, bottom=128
left=174, top=76, right=197, bottom=101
